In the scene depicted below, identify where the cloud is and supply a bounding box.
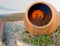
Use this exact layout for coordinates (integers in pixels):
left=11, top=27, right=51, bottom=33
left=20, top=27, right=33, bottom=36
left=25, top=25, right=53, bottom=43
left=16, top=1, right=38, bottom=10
left=0, top=6, right=19, bottom=11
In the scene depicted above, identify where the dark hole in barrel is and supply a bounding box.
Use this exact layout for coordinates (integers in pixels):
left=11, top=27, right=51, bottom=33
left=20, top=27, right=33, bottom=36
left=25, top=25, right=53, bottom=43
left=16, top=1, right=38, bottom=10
left=28, top=3, right=52, bottom=26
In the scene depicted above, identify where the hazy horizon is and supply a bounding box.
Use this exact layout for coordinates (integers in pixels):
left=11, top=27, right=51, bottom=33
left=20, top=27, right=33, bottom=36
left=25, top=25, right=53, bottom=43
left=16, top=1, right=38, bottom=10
left=0, top=0, right=60, bottom=15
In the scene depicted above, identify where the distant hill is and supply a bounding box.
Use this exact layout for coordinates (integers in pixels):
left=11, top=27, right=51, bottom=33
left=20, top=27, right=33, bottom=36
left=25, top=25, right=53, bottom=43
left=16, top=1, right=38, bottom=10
left=0, top=12, right=60, bottom=21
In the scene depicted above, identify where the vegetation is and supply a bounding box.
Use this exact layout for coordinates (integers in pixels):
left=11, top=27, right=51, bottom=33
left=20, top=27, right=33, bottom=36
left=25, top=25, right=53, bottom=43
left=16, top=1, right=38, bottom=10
left=30, top=34, right=52, bottom=45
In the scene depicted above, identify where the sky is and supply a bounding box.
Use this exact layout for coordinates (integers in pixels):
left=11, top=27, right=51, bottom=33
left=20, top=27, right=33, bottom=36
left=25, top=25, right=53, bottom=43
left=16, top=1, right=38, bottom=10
left=0, top=0, right=60, bottom=14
